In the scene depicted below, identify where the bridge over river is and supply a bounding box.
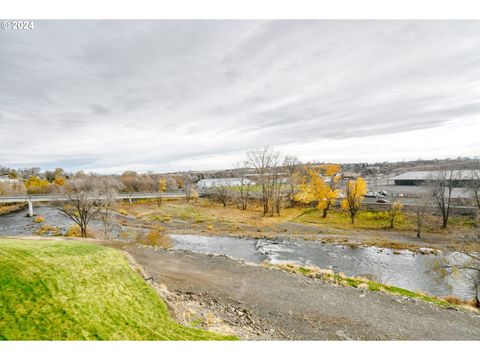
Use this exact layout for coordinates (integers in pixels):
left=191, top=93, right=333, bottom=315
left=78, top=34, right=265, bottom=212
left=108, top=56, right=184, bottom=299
left=0, top=192, right=186, bottom=217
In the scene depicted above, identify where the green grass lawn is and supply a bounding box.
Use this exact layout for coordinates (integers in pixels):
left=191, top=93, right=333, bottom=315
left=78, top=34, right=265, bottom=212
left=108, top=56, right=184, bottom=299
left=293, top=208, right=477, bottom=232
left=293, top=208, right=413, bottom=230
left=0, top=238, right=235, bottom=340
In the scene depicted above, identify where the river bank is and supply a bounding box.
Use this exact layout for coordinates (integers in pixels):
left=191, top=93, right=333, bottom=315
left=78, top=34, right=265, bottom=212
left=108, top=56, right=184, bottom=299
left=117, top=199, right=477, bottom=254
left=0, top=203, right=27, bottom=216
left=1, top=202, right=478, bottom=300
left=125, top=243, right=480, bottom=340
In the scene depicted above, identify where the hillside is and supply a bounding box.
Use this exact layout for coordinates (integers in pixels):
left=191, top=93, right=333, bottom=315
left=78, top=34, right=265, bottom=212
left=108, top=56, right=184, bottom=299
left=0, top=238, right=234, bottom=340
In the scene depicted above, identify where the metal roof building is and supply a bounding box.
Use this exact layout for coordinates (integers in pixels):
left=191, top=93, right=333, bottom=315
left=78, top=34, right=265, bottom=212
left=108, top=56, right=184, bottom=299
left=196, top=178, right=255, bottom=189
left=391, top=170, right=479, bottom=186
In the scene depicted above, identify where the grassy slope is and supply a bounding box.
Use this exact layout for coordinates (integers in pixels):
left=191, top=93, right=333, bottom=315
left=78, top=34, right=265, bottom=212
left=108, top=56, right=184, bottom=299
left=0, top=238, right=234, bottom=340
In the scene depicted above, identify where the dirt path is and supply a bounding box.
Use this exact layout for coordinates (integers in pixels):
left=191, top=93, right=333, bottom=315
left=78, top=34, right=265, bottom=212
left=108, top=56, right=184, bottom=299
left=124, top=244, right=480, bottom=340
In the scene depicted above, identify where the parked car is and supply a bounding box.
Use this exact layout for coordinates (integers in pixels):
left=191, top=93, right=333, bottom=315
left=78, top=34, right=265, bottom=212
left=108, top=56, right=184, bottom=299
left=376, top=198, right=390, bottom=204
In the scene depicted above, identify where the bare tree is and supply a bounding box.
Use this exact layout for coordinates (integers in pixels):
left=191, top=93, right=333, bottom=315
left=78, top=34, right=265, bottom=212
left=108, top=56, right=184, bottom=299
left=270, top=153, right=284, bottom=216
left=184, top=179, right=192, bottom=203
left=57, top=179, right=99, bottom=238
left=213, top=184, right=231, bottom=207
left=184, top=179, right=198, bottom=203
left=247, top=146, right=276, bottom=216
left=96, top=177, right=122, bottom=239
left=283, top=156, right=300, bottom=207
left=413, top=195, right=429, bottom=239
left=247, top=146, right=284, bottom=216
left=430, top=169, right=462, bottom=228
left=467, top=169, right=480, bottom=210
left=231, top=162, right=252, bottom=211
left=447, top=229, right=480, bottom=307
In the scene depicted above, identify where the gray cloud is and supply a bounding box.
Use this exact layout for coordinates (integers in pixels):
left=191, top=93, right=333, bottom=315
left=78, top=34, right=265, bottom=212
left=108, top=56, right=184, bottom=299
left=0, top=20, right=479, bottom=173
left=90, top=104, right=111, bottom=115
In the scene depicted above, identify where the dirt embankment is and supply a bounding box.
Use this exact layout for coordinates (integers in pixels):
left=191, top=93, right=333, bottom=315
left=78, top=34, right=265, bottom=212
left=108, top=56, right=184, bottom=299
left=0, top=203, right=27, bottom=216
left=124, top=244, right=480, bottom=340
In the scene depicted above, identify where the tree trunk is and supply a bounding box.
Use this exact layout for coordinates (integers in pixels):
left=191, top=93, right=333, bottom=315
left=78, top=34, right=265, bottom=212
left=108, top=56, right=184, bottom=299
left=442, top=217, right=448, bottom=229
left=81, top=225, right=87, bottom=238
left=322, top=202, right=330, bottom=218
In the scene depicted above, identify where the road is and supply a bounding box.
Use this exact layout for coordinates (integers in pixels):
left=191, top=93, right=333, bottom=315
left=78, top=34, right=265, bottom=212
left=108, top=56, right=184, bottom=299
left=126, top=245, right=480, bottom=340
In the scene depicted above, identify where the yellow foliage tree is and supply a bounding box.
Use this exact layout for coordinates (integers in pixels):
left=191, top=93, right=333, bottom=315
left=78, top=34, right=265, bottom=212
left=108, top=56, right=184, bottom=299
left=156, top=178, right=167, bottom=207
left=54, top=177, right=65, bottom=186
left=158, top=178, right=167, bottom=192
left=295, top=167, right=340, bottom=218
left=24, top=176, right=50, bottom=194
left=341, top=177, right=367, bottom=224
left=387, top=199, right=403, bottom=229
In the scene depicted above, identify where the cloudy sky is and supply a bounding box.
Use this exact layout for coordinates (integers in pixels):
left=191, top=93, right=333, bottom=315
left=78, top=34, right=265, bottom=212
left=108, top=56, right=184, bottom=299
left=1, top=20, right=479, bottom=173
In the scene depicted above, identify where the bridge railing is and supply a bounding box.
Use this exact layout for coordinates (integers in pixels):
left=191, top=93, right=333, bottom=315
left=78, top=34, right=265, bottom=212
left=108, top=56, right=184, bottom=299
left=0, top=191, right=186, bottom=203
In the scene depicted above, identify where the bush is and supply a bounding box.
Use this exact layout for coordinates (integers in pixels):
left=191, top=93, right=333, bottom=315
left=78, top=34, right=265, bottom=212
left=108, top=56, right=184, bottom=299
left=148, top=230, right=172, bottom=249
left=65, top=224, right=95, bottom=238
left=33, top=216, right=45, bottom=223
left=34, top=224, right=62, bottom=236
left=137, top=229, right=172, bottom=249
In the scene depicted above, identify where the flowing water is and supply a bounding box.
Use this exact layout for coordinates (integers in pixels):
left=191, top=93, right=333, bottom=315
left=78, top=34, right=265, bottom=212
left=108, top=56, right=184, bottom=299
left=0, top=205, right=475, bottom=300
left=170, top=235, right=474, bottom=300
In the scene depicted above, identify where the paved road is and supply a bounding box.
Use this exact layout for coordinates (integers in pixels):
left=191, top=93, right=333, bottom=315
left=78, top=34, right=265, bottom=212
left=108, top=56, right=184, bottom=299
left=126, top=245, right=480, bottom=340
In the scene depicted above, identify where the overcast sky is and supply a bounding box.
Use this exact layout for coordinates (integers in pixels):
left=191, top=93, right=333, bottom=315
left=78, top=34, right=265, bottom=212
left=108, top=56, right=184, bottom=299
left=1, top=20, right=479, bottom=173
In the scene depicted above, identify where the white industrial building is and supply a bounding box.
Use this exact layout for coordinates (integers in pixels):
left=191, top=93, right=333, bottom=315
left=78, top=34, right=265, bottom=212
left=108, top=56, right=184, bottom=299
left=196, top=178, right=255, bottom=189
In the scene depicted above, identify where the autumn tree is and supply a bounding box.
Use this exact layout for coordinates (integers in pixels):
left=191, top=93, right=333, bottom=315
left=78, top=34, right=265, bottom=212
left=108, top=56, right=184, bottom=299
left=341, top=177, right=367, bottom=224
left=318, top=164, right=342, bottom=217
left=157, top=177, right=167, bottom=206
left=24, top=176, right=50, bottom=194
left=387, top=199, right=403, bottom=229
left=295, top=167, right=340, bottom=218
left=8, top=169, right=18, bottom=179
